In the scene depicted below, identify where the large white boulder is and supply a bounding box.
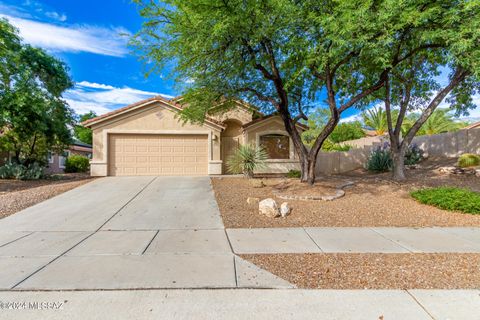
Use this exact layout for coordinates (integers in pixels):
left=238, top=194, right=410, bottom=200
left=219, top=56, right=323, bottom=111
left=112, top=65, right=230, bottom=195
left=259, top=198, right=279, bottom=218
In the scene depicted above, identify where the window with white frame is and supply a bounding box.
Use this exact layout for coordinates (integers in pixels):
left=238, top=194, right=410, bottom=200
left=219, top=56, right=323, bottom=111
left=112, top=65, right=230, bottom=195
left=47, top=151, right=54, bottom=164
left=59, top=151, right=69, bottom=168
left=259, top=134, right=290, bottom=159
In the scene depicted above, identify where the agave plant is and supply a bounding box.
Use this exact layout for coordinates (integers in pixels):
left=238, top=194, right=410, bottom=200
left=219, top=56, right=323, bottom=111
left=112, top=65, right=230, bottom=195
left=226, top=144, right=268, bottom=178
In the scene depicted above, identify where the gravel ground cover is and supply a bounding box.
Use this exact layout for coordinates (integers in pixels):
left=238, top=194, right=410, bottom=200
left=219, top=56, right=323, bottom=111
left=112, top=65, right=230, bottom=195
left=211, top=158, right=480, bottom=228
left=241, top=253, right=480, bottom=289
left=0, top=174, right=93, bottom=218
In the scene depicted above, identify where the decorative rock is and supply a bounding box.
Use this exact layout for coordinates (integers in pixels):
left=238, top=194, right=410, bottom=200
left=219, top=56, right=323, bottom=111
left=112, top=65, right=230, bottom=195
left=439, top=166, right=461, bottom=174
left=247, top=197, right=260, bottom=205
left=259, top=198, right=279, bottom=218
left=279, top=202, right=291, bottom=217
left=476, top=169, right=480, bottom=177
left=249, top=179, right=265, bottom=188
left=438, top=166, right=479, bottom=175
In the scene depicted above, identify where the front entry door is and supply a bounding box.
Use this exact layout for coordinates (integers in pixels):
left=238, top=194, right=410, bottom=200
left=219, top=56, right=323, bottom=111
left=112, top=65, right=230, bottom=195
left=221, top=136, right=240, bottom=174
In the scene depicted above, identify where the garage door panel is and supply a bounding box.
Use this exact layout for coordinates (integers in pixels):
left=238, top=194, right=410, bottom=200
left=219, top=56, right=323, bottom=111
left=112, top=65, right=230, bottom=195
left=108, top=134, right=208, bottom=176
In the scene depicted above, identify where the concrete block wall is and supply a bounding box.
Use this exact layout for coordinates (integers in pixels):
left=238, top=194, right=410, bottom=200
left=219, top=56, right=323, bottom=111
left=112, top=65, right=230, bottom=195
left=315, top=128, right=480, bottom=175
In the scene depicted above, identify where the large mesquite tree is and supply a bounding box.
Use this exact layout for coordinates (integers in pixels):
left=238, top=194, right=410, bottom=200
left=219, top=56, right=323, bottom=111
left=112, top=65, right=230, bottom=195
left=131, top=0, right=473, bottom=184
left=378, top=2, right=480, bottom=181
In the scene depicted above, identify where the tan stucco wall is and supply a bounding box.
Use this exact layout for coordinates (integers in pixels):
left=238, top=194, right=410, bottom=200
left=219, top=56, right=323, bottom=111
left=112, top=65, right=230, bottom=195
left=90, top=102, right=222, bottom=176
left=212, top=105, right=253, bottom=125
left=244, top=116, right=301, bottom=173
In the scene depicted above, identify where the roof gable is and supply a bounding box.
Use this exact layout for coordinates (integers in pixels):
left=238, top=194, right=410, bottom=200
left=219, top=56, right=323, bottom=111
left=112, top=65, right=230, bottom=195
left=242, top=114, right=308, bottom=131
left=82, top=96, right=225, bottom=130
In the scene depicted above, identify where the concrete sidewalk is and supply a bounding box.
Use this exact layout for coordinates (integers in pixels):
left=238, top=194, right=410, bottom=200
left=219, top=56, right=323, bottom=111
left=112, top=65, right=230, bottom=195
left=226, top=227, right=480, bottom=253
left=0, top=289, right=479, bottom=320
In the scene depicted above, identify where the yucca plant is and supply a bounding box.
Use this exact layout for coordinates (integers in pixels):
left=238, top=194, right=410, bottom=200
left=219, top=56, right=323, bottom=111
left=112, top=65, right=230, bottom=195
left=458, top=154, right=480, bottom=168
left=366, top=143, right=392, bottom=172
left=226, top=144, right=268, bottom=178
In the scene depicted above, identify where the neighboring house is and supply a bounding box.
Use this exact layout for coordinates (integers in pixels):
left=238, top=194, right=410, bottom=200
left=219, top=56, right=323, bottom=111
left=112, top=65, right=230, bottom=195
left=464, top=121, right=480, bottom=130
left=45, top=140, right=93, bottom=174
left=82, top=96, right=306, bottom=176
left=0, top=140, right=92, bottom=173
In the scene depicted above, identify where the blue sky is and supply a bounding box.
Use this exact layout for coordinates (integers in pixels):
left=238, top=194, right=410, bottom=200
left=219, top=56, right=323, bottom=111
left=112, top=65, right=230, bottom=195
left=0, top=0, right=478, bottom=122
left=0, top=0, right=175, bottom=116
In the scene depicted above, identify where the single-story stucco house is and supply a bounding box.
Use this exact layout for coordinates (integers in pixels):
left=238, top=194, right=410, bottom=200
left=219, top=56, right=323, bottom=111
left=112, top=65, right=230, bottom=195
left=82, top=96, right=306, bottom=176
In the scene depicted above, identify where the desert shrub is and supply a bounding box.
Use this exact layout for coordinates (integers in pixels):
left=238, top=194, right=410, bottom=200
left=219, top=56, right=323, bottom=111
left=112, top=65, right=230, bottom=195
left=458, top=153, right=480, bottom=168
left=404, top=144, right=424, bottom=165
left=287, top=169, right=301, bottom=178
left=366, top=143, right=392, bottom=172
left=321, top=139, right=352, bottom=152
left=226, top=144, right=268, bottom=178
left=366, top=143, right=424, bottom=171
left=329, top=121, right=366, bottom=143
left=64, top=155, right=90, bottom=173
left=411, top=187, right=480, bottom=214
left=0, top=162, right=44, bottom=180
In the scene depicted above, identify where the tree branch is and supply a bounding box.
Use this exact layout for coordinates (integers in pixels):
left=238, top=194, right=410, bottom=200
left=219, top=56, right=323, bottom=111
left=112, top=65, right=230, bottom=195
left=330, top=50, right=360, bottom=77
left=402, top=67, right=469, bottom=146
left=338, top=69, right=389, bottom=113
left=237, top=87, right=278, bottom=106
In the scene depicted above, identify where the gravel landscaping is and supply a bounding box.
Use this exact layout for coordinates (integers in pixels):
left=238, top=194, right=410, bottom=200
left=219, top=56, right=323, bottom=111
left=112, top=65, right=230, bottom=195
left=241, top=253, right=480, bottom=289
left=0, top=174, right=94, bottom=218
left=211, top=158, right=480, bottom=228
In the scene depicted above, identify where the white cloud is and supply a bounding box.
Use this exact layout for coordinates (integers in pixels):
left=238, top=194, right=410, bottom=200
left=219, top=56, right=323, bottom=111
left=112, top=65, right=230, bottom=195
left=64, top=81, right=174, bottom=116
left=339, top=113, right=363, bottom=123
left=76, top=81, right=116, bottom=90
left=45, top=11, right=67, bottom=22
left=0, top=14, right=129, bottom=57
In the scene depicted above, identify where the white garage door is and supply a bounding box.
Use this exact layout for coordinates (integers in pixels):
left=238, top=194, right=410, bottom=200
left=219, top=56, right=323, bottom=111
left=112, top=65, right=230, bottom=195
left=108, top=134, right=208, bottom=176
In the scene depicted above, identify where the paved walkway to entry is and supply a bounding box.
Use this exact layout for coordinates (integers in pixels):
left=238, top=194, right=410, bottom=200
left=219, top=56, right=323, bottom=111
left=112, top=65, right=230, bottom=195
left=0, top=177, right=291, bottom=290
left=226, top=227, right=480, bottom=254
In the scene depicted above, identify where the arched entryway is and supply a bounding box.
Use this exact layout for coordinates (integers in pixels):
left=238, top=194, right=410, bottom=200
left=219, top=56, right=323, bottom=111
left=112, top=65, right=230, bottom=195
left=221, top=119, right=243, bottom=173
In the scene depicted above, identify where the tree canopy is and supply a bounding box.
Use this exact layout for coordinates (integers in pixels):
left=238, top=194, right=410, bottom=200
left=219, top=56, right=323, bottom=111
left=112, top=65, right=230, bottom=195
left=132, top=0, right=480, bottom=183
left=74, top=111, right=97, bottom=145
left=0, top=18, right=74, bottom=165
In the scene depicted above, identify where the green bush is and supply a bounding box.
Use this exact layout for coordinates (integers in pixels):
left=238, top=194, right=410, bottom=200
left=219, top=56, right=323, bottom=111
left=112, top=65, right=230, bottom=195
left=64, top=155, right=90, bottom=173
left=411, top=187, right=480, bottom=214
left=366, top=144, right=392, bottom=172
left=457, top=153, right=480, bottom=168
left=287, top=169, right=301, bottom=178
left=321, top=139, right=352, bottom=152
left=329, top=121, right=366, bottom=143
left=0, top=162, right=44, bottom=180
left=226, top=144, right=268, bottom=178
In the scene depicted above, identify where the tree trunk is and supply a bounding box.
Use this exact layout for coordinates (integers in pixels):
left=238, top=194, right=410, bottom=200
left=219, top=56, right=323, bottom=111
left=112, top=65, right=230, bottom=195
left=391, top=148, right=406, bottom=181
left=299, top=157, right=316, bottom=185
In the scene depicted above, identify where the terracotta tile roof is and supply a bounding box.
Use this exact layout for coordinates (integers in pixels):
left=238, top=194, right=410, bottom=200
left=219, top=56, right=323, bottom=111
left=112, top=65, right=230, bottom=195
left=81, top=95, right=224, bottom=128
left=242, top=114, right=309, bottom=130
left=82, top=96, right=170, bottom=126
left=464, top=121, right=480, bottom=130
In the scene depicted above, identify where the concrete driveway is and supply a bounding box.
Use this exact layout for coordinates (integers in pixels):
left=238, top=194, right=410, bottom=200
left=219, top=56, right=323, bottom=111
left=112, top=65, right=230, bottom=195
left=0, top=177, right=291, bottom=290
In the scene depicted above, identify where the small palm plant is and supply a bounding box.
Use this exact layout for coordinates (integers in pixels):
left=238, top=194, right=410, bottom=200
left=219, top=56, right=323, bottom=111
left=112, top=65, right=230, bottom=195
left=362, top=107, right=388, bottom=136
left=417, top=109, right=464, bottom=135
left=226, top=143, right=268, bottom=178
